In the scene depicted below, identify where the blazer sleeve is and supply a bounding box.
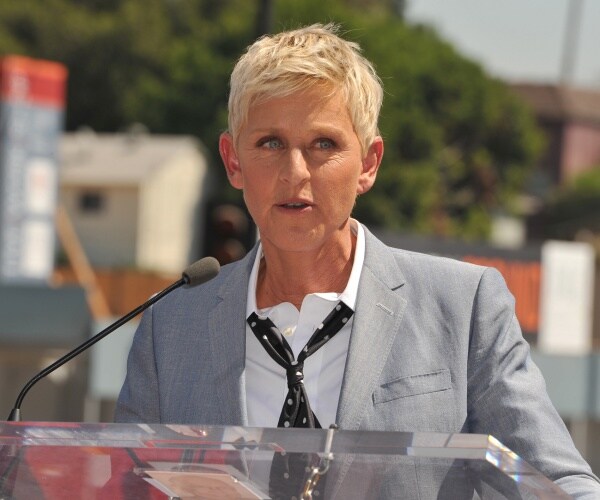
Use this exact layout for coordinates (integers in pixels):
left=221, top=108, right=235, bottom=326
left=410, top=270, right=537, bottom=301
left=114, top=306, right=160, bottom=423
left=466, top=267, right=600, bottom=499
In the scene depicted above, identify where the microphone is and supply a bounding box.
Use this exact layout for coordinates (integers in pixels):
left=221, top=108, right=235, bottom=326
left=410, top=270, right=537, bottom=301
left=7, top=256, right=220, bottom=422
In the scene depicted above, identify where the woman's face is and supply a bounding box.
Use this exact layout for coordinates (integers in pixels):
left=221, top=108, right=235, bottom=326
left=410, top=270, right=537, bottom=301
left=220, top=88, right=383, bottom=256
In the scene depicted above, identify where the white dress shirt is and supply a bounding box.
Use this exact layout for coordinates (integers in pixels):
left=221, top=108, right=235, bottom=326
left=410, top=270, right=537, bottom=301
left=245, top=219, right=365, bottom=428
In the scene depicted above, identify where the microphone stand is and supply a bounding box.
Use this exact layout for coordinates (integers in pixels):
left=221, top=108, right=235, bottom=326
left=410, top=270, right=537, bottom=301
left=1, top=255, right=219, bottom=500
left=7, top=278, right=186, bottom=422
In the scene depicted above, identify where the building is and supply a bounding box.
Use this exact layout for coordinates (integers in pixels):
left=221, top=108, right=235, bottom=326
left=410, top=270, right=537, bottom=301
left=59, top=128, right=211, bottom=275
left=510, top=83, right=600, bottom=189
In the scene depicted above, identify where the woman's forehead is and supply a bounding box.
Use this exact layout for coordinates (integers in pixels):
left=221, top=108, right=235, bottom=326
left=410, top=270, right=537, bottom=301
left=244, top=90, right=352, bottom=130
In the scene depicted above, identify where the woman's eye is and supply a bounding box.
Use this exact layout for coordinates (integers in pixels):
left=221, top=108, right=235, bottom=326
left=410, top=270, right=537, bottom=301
left=259, top=137, right=282, bottom=149
left=316, top=138, right=335, bottom=150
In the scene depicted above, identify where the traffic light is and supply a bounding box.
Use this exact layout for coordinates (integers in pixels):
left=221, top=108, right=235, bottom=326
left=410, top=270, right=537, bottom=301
left=203, top=202, right=256, bottom=265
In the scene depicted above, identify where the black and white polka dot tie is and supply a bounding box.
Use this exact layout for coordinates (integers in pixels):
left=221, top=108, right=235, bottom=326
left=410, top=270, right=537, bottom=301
left=247, top=301, right=353, bottom=429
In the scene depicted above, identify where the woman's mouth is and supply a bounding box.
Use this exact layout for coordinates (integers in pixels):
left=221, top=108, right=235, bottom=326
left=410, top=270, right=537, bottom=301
left=281, top=202, right=309, bottom=209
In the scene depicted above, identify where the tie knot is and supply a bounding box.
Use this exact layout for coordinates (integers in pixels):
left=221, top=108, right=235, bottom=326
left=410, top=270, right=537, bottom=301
left=286, top=362, right=304, bottom=388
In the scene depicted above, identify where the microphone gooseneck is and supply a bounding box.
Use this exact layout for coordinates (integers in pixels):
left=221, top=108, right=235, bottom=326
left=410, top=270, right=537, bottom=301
left=7, top=256, right=221, bottom=422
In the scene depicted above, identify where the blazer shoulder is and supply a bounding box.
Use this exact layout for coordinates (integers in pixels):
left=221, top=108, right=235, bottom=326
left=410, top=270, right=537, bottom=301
left=363, top=224, right=488, bottom=279
left=391, top=247, right=487, bottom=276
left=362, top=228, right=509, bottom=305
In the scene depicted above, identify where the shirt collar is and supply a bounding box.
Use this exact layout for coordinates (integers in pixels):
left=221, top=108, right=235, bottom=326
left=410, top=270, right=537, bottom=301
left=246, top=219, right=365, bottom=317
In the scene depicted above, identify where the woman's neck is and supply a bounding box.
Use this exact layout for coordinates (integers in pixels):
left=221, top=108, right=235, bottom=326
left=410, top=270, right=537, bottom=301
left=256, top=234, right=356, bottom=310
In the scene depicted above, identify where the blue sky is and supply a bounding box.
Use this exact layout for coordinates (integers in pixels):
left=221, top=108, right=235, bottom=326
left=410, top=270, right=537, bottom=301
left=405, top=0, right=600, bottom=89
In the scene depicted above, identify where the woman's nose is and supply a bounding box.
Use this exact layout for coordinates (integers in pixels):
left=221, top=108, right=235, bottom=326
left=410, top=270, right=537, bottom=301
left=279, top=148, right=310, bottom=184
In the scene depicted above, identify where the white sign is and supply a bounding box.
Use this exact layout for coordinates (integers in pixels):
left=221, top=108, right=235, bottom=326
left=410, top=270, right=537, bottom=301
left=25, top=157, right=57, bottom=215
left=20, top=220, right=54, bottom=277
left=538, top=240, right=595, bottom=355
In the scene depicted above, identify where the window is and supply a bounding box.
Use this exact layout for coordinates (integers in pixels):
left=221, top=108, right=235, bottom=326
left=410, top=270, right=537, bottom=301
left=78, top=191, right=105, bottom=213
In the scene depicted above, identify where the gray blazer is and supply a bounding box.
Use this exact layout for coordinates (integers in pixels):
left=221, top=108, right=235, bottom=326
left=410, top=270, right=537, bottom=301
left=116, top=226, right=600, bottom=498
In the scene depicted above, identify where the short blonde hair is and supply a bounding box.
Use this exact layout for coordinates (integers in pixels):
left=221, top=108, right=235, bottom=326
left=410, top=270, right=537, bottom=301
left=227, top=23, right=383, bottom=152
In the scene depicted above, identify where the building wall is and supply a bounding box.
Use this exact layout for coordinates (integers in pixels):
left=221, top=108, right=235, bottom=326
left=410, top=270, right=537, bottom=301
left=136, top=150, right=207, bottom=273
left=562, top=121, right=600, bottom=180
left=61, top=185, right=139, bottom=268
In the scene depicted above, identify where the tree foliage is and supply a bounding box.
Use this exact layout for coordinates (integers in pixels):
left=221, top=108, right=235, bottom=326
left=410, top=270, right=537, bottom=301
left=0, top=0, right=543, bottom=239
left=531, top=167, right=600, bottom=240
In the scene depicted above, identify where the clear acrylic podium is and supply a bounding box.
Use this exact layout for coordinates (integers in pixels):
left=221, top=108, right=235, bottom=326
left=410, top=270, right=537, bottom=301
left=0, top=422, right=570, bottom=499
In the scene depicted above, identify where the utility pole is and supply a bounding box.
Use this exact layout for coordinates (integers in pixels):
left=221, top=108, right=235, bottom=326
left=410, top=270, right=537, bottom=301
left=394, top=0, right=407, bottom=19
left=559, top=0, right=584, bottom=86
left=255, top=0, right=274, bottom=38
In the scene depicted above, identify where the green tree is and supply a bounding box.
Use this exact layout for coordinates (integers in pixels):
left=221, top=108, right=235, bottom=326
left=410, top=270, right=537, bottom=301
left=0, top=0, right=543, bottom=239
left=272, top=0, right=543, bottom=238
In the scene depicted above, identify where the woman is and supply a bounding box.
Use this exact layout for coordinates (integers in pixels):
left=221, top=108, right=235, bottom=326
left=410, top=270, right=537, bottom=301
left=117, top=24, right=599, bottom=498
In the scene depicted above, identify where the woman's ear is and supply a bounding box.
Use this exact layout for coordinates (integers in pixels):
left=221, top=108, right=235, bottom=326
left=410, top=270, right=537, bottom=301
left=357, top=136, right=384, bottom=195
left=219, top=132, right=243, bottom=190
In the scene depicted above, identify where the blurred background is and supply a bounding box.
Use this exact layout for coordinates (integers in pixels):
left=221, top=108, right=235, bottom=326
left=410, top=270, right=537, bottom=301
left=0, top=0, right=598, bottom=473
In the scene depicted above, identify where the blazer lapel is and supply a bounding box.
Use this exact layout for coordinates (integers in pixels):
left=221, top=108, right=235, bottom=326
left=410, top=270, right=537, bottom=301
left=336, top=228, right=408, bottom=430
left=329, top=229, right=408, bottom=497
left=207, top=248, right=258, bottom=426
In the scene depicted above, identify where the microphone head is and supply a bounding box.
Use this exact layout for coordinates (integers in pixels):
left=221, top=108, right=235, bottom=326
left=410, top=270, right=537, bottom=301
left=182, top=257, right=220, bottom=287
